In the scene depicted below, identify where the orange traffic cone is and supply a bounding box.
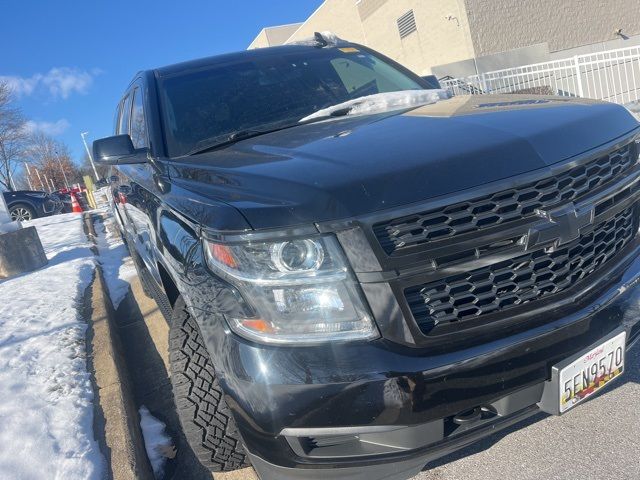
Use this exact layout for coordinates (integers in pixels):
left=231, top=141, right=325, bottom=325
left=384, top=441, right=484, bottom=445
left=71, top=192, right=83, bottom=213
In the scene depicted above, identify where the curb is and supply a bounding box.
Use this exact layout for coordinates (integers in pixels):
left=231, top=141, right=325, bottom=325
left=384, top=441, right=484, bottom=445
left=83, top=212, right=155, bottom=480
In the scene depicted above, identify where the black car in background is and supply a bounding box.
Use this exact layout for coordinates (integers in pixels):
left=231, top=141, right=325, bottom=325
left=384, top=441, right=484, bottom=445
left=2, top=190, right=63, bottom=221
left=93, top=35, right=640, bottom=480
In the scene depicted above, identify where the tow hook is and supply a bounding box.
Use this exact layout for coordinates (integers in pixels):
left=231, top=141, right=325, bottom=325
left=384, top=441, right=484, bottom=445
left=452, top=405, right=498, bottom=425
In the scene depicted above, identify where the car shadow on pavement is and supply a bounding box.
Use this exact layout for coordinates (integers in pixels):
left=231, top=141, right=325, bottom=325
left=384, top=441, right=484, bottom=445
left=422, top=339, right=639, bottom=471
left=422, top=411, right=549, bottom=470
left=115, top=280, right=212, bottom=480
left=47, top=246, right=94, bottom=268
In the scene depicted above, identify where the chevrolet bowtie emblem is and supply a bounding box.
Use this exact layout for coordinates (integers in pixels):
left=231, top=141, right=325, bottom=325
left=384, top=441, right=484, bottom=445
left=526, top=203, right=595, bottom=251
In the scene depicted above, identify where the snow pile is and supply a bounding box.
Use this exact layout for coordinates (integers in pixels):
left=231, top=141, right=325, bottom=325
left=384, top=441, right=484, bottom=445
left=288, top=30, right=341, bottom=47
left=139, top=406, right=174, bottom=478
left=300, top=89, right=450, bottom=122
left=95, top=213, right=136, bottom=309
left=318, top=30, right=340, bottom=45
left=0, top=213, right=104, bottom=479
left=92, top=188, right=136, bottom=309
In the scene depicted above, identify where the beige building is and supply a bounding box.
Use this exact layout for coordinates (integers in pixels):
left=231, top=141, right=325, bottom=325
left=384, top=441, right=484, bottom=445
left=249, top=0, right=640, bottom=77
left=249, top=23, right=303, bottom=51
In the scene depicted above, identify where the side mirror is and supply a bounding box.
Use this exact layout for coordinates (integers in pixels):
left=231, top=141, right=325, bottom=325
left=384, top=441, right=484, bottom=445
left=93, top=135, right=147, bottom=165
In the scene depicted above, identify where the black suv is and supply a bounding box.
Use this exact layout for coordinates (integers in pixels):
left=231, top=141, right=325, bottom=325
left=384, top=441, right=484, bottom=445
left=2, top=190, right=63, bottom=221
left=95, top=36, right=640, bottom=480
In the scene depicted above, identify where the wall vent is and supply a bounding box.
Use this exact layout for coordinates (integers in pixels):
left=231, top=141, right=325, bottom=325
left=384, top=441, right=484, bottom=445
left=397, top=10, right=417, bottom=39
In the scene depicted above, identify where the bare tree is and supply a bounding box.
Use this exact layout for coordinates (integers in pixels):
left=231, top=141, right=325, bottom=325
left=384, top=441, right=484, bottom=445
left=25, top=132, right=82, bottom=190
left=0, top=81, right=28, bottom=191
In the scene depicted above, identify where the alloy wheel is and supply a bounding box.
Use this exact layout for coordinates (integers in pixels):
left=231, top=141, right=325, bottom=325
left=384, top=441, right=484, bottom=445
left=10, top=207, right=33, bottom=221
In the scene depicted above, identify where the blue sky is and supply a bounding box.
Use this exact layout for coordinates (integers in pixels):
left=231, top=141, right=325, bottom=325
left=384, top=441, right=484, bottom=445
left=1, top=0, right=322, bottom=163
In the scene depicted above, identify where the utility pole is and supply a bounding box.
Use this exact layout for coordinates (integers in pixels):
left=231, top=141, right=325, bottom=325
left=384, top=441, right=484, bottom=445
left=43, top=174, right=52, bottom=193
left=34, top=168, right=44, bottom=191
left=23, top=163, right=33, bottom=190
left=54, top=149, right=70, bottom=189
left=7, top=169, right=16, bottom=191
left=81, top=132, right=100, bottom=181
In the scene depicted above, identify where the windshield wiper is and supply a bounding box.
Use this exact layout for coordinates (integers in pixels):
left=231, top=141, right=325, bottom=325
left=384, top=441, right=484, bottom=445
left=185, top=129, right=277, bottom=156
left=184, top=105, right=365, bottom=157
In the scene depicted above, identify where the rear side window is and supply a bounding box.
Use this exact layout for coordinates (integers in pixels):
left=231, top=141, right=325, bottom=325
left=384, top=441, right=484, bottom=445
left=113, top=104, right=121, bottom=134
left=118, top=94, right=132, bottom=135
left=130, top=88, right=148, bottom=148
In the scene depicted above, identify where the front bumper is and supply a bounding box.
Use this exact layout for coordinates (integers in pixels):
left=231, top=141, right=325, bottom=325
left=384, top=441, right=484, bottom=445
left=207, top=250, right=640, bottom=480
left=247, top=403, right=541, bottom=480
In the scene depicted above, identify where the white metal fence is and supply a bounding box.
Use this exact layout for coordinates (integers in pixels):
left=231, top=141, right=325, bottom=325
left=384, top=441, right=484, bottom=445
left=441, top=45, right=640, bottom=105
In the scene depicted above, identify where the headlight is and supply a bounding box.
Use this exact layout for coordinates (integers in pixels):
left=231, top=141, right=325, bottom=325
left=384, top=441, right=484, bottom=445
left=204, top=235, right=378, bottom=344
left=271, top=239, right=324, bottom=272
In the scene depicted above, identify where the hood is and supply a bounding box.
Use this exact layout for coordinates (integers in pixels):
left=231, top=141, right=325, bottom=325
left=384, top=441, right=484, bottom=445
left=167, top=95, right=640, bottom=230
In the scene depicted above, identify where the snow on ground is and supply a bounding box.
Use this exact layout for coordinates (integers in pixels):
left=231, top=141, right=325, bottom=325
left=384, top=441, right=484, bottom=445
left=92, top=188, right=135, bottom=309
left=139, top=406, right=174, bottom=478
left=94, top=212, right=136, bottom=309
left=0, top=213, right=104, bottom=480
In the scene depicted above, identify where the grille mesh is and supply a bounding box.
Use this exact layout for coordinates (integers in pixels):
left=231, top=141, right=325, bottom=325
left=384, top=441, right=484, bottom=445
left=374, top=144, right=635, bottom=254
left=406, top=206, right=636, bottom=333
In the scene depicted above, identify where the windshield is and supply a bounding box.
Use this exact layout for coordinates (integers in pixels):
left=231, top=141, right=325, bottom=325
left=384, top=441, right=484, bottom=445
left=158, top=46, right=424, bottom=157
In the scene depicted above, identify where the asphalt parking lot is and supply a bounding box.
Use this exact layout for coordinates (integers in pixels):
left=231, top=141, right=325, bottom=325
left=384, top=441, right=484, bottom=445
left=117, top=274, right=640, bottom=480
left=417, top=343, right=640, bottom=480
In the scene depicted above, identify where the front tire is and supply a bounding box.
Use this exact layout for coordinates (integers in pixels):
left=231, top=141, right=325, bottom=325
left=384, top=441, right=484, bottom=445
left=168, top=297, right=250, bottom=472
left=9, top=203, right=36, bottom=221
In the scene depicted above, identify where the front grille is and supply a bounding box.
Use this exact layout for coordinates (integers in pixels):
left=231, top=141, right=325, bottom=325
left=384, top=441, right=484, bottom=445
left=406, top=206, right=637, bottom=333
left=374, top=143, right=635, bottom=255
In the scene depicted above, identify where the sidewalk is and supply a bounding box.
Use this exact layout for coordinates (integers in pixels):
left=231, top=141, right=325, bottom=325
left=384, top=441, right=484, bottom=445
left=0, top=213, right=104, bottom=479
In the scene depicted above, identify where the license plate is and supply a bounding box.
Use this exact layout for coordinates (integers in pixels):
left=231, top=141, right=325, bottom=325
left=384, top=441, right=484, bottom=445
left=559, top=331, right=626, bottom=413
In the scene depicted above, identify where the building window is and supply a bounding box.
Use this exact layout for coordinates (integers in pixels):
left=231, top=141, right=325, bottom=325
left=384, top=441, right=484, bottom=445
left=397, top=10, right=417, bottom=39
